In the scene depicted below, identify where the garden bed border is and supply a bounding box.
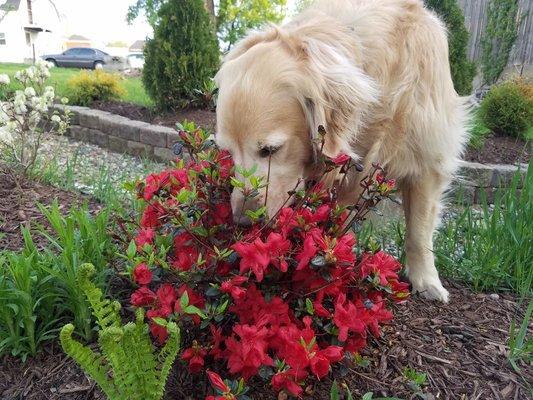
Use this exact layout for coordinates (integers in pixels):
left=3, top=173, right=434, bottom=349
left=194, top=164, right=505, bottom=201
left=56, top=105, right=528, bottom=204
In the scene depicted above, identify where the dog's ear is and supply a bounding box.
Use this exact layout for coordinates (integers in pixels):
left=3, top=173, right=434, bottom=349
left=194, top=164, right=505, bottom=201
left=295, top=35, right=379, bottom=158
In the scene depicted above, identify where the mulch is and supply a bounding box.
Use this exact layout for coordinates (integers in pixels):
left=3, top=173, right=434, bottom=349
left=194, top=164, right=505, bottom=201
left=1, top=279, right=530, bottom=400
left=90, top=101, right=530, bottom=166
left=464, top=134, right=530, bottom=165
left=0, top=168, right=102, bottom=251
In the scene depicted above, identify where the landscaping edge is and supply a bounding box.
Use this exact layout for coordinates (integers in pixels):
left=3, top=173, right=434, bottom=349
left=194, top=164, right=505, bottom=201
left=55, top=105, right=528, bottom=204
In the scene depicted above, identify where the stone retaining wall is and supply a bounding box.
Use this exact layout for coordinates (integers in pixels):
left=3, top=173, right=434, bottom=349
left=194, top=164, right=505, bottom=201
left=455, top=160, right=527, bottom=204
left=58, top=105, right=178, bottom=163
left=57, top=105, right=528, bottom=204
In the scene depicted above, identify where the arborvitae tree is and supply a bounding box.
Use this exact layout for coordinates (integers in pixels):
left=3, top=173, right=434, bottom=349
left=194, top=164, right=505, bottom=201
left=425, top=0, right=476, bottom=95
left=481, top=0, right=522, bottom=85
left=142, top=0, right=220, bottom=109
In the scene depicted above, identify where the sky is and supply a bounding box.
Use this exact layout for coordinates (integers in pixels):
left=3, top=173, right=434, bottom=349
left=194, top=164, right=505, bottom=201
left=51, top=0, right=152, bottom=45
left=48, top=0, right=299, bottom=46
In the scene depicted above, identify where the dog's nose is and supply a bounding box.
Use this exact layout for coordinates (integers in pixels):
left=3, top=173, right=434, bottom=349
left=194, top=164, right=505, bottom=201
left=233, top=213, right=252, bottom=227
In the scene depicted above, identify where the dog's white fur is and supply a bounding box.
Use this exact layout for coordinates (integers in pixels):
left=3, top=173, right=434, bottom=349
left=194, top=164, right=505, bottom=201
left=215, top=0, right=470, bottom=302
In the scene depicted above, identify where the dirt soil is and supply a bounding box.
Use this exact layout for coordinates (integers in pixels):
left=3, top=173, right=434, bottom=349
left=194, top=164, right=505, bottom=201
left=1, top=279, right=530, bottom=400
left=92, top=101, right=530, bottom=166
left=464, top=134, right=530, bottom=165
left=0, top=168, right=102, bottom=251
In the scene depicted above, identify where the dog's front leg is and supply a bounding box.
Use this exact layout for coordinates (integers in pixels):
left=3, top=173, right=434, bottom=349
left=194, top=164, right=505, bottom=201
left=401, top=172, right=449, bottom=302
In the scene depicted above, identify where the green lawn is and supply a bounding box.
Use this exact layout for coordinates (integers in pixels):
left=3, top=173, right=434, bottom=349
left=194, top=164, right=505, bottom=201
left=0, top=63, right=153, bottom=107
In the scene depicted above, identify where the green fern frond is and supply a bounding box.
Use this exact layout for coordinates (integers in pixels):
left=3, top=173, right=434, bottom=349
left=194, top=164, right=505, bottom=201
left=60, top=324, right=119, bottom=399
left=156, top=321, right=180, bottom=398
left=60, top=264, right=181, bottom=400
left=78, top=263, right=121, bottom=330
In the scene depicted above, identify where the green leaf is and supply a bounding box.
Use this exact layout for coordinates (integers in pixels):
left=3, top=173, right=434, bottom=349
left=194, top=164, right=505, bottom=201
left=183, top=305, right=206, bottom=319
left=305, top=298, right=314, bottom=315
left=230, top=177, right=245, bottom=189
left=330, top=380, right=340, bottom=400
left=127, top=240, right=137, bottom=259
left=217, top=299, right=229, bottom=314
left=152, top=317, right=168, bottom=327
left=180, top=291, right=189, bottom=309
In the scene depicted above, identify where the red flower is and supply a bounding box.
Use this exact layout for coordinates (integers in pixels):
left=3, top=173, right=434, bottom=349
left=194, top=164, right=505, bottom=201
left=360, top=251, right=401, bottom=286
left=135, top=228, right=155, bottom=250
left=332, top=233, right=356, bottom=266
left=212, top=202, right=232, bottom=225
left=133, top=263, right=152, bottom=285
left=216, top=150, right=234, bottom=180
left=271, top=370, right=304, bottom=397
left=330, top=153, right=351, bottom=165
left=221, top=276, right=248, bottom=301
left=207, top=371, right=231, bottom=394
left=310, top=346, right=344, bottom=378
left=156, top=283, right=177, bottom=314
left=130, top=286, right=156, bottom=307
left=172, top=232, right=199, bottom=271
left=149, top=319, right=169, bottom=344
left=140, top=202, right=165, bottom=228
left=295, top=231, right=319, bottom=270
left=210, top=325, right=225, bottom=359
left=231, top=239, right=270, bottom=282
left=265, top=232, right=291, bottom=273
left=182, top=342, right=207, bottom=374
left=225, top=324, right=273, bottom=379
left=143, top=173, right=163, bottom=201
left=334, top=293, right=365, bottom=342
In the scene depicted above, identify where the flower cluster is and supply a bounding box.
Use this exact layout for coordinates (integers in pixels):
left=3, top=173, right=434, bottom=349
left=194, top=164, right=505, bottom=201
left=126, top=123, right=407, bottom=398
left=0, top=61, right=69, bottom=173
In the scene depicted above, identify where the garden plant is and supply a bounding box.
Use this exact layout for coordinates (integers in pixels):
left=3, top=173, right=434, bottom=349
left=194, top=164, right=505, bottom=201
left=0, top=61, right=69, bottom=176
left=61, top=263, right=180, bottom=400
left=123, top=123, right=409, bottom=398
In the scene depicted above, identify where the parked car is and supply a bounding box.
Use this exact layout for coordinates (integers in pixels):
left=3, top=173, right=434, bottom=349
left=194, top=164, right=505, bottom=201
left=41, top=48, right=112, bottom=69
left=127, top=52, right=145, bottom=69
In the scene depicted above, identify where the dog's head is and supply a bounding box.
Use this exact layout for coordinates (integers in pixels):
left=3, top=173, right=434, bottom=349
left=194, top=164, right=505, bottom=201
left=215, top=21, right=378, bottom=223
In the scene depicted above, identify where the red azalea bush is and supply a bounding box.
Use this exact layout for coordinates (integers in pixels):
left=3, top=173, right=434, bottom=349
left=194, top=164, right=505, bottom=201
left=126, top=122, right=409, bottom=399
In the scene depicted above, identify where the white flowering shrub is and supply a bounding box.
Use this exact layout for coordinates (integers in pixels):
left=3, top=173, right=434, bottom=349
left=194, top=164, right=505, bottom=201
left=0, top=61, right=70, bottom=174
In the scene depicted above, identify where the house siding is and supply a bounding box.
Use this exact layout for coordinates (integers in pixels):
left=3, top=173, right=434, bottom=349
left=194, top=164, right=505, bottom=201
left=0, top=0, right=63, bottom=63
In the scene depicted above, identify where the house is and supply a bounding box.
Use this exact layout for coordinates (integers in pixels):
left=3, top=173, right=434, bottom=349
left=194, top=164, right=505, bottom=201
left=129, top=40, right=145, bottom=53
left=64, top=34, right=91, bottom=49
left=0, top=0, right=64, bottom=63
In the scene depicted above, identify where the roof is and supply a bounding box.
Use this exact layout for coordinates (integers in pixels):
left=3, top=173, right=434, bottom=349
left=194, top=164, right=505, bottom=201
left=0, top=0, right=21, bottom=11
left=68, top=34, right=90, bottom=41
left=129, top=40, right=145, bottom=51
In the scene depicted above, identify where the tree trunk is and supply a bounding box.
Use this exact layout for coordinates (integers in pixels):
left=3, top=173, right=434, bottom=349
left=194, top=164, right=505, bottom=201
left=204, top=0, right=215, bottom=20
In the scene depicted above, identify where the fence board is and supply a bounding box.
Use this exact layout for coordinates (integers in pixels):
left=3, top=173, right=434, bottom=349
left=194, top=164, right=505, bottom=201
left=457, top=0, right=532, bottom=69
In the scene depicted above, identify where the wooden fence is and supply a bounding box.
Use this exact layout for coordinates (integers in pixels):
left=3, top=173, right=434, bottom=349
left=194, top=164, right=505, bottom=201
left=458, top=0, right=533, bottom=71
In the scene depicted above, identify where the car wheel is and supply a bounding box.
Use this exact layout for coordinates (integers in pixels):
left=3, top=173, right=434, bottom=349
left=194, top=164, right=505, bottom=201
left=94, top=61, right=104, bottom=70
left=46, top=59, right=57, bottom=67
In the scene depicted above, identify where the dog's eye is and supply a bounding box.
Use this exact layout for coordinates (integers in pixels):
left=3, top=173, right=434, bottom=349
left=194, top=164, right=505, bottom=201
left=259, top=146, right=281, bottom=158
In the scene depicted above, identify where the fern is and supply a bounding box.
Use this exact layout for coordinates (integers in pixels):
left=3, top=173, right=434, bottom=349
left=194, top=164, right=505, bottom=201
left=60, top=263, right=180, bottom=400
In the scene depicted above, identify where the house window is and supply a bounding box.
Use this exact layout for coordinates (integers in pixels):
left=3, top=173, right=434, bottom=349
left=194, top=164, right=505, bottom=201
left=26, top=32, right=31, bottom=46
left=0, top=33, right=6, bottom=46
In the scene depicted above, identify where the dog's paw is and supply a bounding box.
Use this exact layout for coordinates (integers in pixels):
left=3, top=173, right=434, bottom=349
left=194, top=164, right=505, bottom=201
left=409, top=275, right=450, bottom=303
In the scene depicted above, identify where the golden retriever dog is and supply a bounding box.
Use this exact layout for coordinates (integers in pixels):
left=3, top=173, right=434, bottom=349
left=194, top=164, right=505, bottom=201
left=214, top=0, right=469, bottom=302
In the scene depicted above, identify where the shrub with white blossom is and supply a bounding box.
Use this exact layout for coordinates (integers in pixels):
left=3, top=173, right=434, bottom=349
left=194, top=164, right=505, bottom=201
left=0, top=61, right=70, bottom=175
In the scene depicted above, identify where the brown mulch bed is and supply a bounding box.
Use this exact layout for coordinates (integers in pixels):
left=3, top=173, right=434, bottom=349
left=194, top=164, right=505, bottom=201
left=0, top=169, right=102, bottom=251
left=464, top=134, right=530, bottom=165
left=1, top=279, right=530, bottom=400
left=90, top=101, right=217, bottom=133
